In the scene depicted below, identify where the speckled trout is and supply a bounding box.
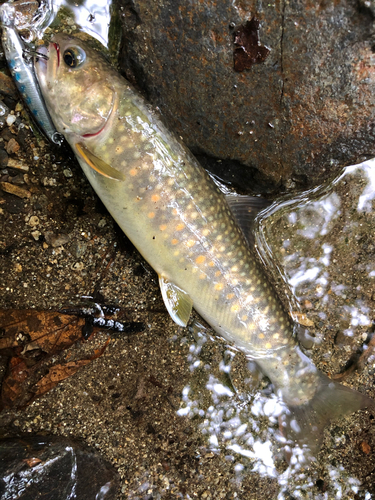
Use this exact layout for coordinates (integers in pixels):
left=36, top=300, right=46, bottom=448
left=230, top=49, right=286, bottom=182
left=35, top=34, right=373, bottom=452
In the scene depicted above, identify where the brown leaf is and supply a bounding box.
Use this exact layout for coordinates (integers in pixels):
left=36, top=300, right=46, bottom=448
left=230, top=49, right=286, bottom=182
left=1, top=340, right=109, bottom=410
left=1, top=357, right=34, bottom=409
left=23, top=457, right=42, bottom=467
left=34, top=360, right=92, bottom=399
left=0, top=309, right=85, bottom=356
left=0, top=309, right=111, bottom=410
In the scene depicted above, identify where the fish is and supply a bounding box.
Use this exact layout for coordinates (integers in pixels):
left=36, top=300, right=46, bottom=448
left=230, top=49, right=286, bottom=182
left=0, top=3, right=63, bottom=145
left=34, top=33, right=374, bottom=455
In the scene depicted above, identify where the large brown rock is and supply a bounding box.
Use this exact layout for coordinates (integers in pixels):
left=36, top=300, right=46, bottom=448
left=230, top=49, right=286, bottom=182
left=117, top=0, right=375, bottom=193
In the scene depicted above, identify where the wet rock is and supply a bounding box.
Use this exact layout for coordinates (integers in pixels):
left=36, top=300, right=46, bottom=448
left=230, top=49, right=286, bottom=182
left=118, top=0, right=375, bottom=192
left=1, top=128, right=14, bottom=142
left=0, top=435, right=120, bottom=500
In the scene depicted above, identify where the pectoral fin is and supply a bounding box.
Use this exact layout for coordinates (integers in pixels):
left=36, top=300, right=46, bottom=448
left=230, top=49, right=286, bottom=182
left=159, top=275, right=193, bottom=327
left=76, top=142, right=125, bottom=181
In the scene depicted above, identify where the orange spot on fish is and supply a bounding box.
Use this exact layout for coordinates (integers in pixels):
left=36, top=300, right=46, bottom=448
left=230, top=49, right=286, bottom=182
left=130, top=169, right=137, bottom=176
left=159, top=224, right=167, bottom=231
left=148, top=212, right=155, bottom=218
left=199, top=273, right=206, bottom=280
left=208, top=261, right=215, bottom=267
left=231, top=304, right=240, bottom=312
left=151, top=194, right=160, bottom=202
left=258, top=333, right=265, bottom=339
left=186, top=240, right=195, bottom=248
left=215, top=283, right=224, bottom=291
left=171, top=239, right=179, bottom=245
left=242, top=315, right=248, bottom=321
left=215, top=271, right=221, bottom=277
left=265, top=342, right=272, bottom=349
left=227, top=293, right=234, bottom=299
left=176, top=223, right=185, bottom=231
left=195, top=255, right=205, bottom=264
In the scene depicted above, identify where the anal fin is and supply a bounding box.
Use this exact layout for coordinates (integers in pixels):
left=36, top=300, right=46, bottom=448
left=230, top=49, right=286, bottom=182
left=159, top=275, right=193, bottom=327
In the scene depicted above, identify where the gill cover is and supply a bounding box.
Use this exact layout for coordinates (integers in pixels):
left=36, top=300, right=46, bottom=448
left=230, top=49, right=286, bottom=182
left=65, top=83, right=115, bottom=136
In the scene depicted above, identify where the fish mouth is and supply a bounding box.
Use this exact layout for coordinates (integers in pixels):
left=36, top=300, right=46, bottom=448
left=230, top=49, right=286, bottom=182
left=82, top=125, right=107, bottom=138
left=53, top=42, right=60, bottom=67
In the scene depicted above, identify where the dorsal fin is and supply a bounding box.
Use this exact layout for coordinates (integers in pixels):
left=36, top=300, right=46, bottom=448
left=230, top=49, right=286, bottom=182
left=159, top=275, right=193, bottom=327
left=76, top=142, right=125, bottom=181
left=225, top=194, right=271, bottom=246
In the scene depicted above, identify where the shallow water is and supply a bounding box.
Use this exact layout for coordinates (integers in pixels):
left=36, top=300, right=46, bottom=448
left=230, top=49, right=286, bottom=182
left=1, top=3, right=375, bottom=499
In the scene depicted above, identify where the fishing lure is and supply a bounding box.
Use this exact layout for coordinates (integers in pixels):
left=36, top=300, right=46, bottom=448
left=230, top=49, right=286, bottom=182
left=0, top=3, right=63, bottom=145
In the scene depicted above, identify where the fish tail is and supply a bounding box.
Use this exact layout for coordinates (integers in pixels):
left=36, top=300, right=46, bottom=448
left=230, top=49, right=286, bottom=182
left=281, top=371, right=374, bottom=456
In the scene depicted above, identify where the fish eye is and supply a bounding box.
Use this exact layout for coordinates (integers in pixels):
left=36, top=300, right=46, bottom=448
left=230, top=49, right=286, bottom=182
left=63, top=47, right=86, bottom=68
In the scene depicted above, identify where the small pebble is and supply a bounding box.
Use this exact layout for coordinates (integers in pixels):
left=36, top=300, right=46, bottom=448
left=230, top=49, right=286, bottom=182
left=42, top=177, right=57, bottom=187
left=63, top=169, right=73, bottom=178
left=0, top=181, right=30, bottom=198
left=31, top=230, right=41, bottom=241
left=7, top=158, right=29, bottom=171
left=44, top=231, right=70, bottom=247
left=6, top=138, right=20, bottom=154
left=28, top=215, right=39, bottom=227
left=6, top=114, right=17, bottom=126
left=73, top=262, right=84, bottom=271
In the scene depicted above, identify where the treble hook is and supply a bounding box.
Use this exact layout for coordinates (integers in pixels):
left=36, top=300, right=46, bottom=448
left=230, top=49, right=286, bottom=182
left=22, top=47, right=49, bottom=62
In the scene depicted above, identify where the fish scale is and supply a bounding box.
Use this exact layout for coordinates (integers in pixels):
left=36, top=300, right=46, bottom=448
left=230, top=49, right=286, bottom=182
left=35, top=33, right=374, bottom=455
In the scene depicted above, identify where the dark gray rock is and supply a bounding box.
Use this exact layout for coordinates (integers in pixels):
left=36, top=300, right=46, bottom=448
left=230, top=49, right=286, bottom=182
left=117, top=0, right=375, bottom=193
left=0, top=436, right=120, bottom=500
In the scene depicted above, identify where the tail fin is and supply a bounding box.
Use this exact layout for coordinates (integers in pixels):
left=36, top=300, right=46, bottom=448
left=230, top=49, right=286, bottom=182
left=280, top=371, right=374, bottom=457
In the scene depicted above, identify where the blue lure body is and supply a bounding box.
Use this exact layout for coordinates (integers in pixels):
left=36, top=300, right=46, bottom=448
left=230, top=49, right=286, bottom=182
left=0, top=3, right=62, bottom=145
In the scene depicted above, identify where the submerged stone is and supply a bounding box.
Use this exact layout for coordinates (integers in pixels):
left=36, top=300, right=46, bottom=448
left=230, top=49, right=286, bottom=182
left=0, top=436, right=120, bottom=500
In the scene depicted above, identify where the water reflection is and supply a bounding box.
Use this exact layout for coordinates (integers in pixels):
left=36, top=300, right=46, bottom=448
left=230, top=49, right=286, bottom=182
left=176, top=323, right=371, bottom=498
left=175, top=159, right=375, bottom=498
left=54, top=0, right=111, bottom=45
left=27, top=0, right=112, bottom=45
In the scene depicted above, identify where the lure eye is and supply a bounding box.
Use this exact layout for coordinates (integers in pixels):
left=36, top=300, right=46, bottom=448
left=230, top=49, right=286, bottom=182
left=63, top=47, right=86, bottom=68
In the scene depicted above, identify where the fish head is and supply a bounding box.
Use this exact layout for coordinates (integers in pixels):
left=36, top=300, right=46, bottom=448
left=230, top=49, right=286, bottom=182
left=35, top=34, right=117, bottom=138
